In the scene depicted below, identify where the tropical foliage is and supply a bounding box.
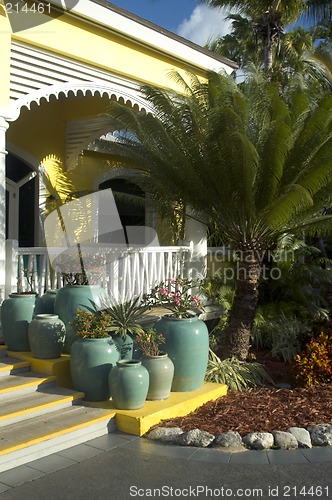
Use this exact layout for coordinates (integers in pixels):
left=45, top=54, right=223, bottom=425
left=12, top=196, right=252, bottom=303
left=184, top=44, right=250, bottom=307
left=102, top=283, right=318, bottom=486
left=71, top=309, right=113, bottom=339
left=205, top=349, right=274, bottom=390
left=143, top=277, right=203, bottom=319
left=203, top=0, right=332, bottom=72
left=293, top=328, right=332, bottom=386
left=135, top=328, right=166, bottom=356
left=103, top=70, right=332, bottom=361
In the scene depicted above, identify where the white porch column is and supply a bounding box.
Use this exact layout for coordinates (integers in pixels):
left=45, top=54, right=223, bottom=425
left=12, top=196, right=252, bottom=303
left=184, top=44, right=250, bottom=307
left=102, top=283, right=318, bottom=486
left=185, top=211, right=207, bottom=282
left=0, top=116, right=9, bottom=303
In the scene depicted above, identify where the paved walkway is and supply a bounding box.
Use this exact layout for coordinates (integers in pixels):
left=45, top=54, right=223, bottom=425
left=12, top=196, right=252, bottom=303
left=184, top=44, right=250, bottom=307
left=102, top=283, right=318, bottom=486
left=0, top=433, right=331, bottom=499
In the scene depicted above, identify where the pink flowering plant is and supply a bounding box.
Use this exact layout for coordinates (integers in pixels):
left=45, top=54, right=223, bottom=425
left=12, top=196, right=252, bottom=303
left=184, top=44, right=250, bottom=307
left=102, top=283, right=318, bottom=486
left=135, top=328, right=166, bottom=356
left=143, top=276, right=203, bottom=319
left=71, top=309, right=113, bottom=339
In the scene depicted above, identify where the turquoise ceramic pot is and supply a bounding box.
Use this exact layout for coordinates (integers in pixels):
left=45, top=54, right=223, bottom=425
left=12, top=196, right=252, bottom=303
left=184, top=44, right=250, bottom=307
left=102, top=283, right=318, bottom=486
left=109, top=360, right=149, bottom=409
left=54, top=285, right=108, bottom=352
left=1, top=293, right=37, bottom=351
left=70, top=337, right=120, bottom=401
left=113, top=333, right=134, bottom=360
left=37, top=290, right=58, bottom=314
left=28, top=314, right=66, bottom=359
left=154, top=315, right=209, bottom=392
left=141, top=353, right=174, bottom=400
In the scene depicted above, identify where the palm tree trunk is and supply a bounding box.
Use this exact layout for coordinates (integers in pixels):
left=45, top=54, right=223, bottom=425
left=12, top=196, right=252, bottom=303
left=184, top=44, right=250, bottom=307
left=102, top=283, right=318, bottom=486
left=220, top=254, right=261, bottom=361
left=264, top=40, right=273, bottom=72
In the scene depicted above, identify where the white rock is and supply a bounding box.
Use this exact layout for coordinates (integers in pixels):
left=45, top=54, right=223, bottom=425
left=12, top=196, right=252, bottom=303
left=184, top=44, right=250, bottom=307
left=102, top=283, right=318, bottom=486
left=215, top=431, right=243, bottom=448
left=242, top=432, right=274, bottom=450
left=307, top=424, right=332, bottom=447
left=177, top=428, right=215, bottom=447
left=147, top=427, right=184, bottom=442
left=287, top=427, right=312, bottom=448
left=273, top=431, right=298, bottom=450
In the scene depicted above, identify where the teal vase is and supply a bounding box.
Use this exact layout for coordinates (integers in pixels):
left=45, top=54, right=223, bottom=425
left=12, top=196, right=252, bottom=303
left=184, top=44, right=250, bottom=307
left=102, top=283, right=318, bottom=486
left=109, top=360, right=149, bottom=409
left=28, top=314, right=66, bottom=359
left=1, top=293, right=37, bottom=351
left=113, top=333, right=134, bottom=360
left=37, top=289, right=58, bottom=314
left=54, top=285, right=108, bottom=352
left=141, top=353, right=174, bottom=400
left=70, top=337, right=120, bottom=401
left=154, top=315, right=209, bottom=392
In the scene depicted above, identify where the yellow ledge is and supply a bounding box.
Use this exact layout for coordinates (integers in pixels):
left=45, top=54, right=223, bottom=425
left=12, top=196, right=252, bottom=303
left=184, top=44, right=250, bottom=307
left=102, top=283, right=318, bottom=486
left=7, top=351, right=72, bottom=389
left=88, top=383, right=227, bottom=436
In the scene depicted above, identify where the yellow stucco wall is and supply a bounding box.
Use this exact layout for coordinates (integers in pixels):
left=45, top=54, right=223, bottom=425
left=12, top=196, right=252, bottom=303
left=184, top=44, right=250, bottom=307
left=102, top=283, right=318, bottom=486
left=2, top=3, right=216, bottom=245
left=0, top=6, right=11, bottom=109
left=11, top=9, right=207, bottom=91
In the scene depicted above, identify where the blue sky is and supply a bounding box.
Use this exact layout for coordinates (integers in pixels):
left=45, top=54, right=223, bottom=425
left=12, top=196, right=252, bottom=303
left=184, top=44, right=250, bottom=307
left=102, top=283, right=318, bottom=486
left=108, top=0, right=233, bottom=46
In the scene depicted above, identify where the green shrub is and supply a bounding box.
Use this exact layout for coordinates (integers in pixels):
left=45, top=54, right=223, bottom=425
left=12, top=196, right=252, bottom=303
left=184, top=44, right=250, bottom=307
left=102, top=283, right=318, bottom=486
left=205, top=349, right=275, bottom=391
left=293, top=330, right=332, bottom=386
left=252, top=312, right=310, bottom=362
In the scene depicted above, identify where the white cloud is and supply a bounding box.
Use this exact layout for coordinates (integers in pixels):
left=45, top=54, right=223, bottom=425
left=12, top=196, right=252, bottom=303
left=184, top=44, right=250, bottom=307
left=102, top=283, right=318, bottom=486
left=177, top=5, right=232, bottom=47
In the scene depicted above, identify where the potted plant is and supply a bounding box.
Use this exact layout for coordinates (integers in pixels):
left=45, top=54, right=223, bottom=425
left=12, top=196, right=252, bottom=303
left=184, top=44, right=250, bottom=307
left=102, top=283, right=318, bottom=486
left=70, top=309, right=120, bottom=401
left=1, top=269, right=38, bottom=351
left=105, top=296, right=149, bottom=360
left=54, top=253, right=109, bottom=353
left=135, top=328, right=174, bottom=400
left=144, top=276, right=209, bottom=392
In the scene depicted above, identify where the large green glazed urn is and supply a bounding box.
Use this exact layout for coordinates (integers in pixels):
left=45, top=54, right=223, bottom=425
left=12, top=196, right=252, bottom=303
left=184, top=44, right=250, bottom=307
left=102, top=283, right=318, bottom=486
left=37, top=289, right=58, bottom=314
left=141, top=353, right=174, bottom=400
left=154, top=315, right=209, bottom=392
left=54, top=285, right=108, bottom=352
left=109, top=360, right=149, bottom=409
left=70, top=337, right=120, bottom=401
left=1, top=293, right=37, bottom=351
left=28, top=314, right=66, bottom=359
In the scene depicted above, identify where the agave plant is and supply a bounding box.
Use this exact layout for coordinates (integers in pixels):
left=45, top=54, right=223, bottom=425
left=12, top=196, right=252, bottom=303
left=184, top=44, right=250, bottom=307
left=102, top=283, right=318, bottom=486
left=105, top=296, right=149, bottom=337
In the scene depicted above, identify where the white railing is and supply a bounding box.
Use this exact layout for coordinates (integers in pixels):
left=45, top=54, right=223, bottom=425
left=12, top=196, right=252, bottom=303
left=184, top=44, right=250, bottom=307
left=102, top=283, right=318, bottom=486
left=5, top=241, right=191, bottom=302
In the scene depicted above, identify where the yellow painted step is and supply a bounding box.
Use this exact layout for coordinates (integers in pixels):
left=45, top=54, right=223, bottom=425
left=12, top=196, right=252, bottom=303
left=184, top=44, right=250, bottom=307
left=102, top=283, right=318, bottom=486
left=0, top=405, right=116, bottom=457
left=89, top=382, right=228, bottom=436
left=0, top=387, right=84, bottom=424
left=0, top=372, right=56, bottom=398
left=7, top=351, right=72, bottom=388
left=0, top=357, right=30, bottom=374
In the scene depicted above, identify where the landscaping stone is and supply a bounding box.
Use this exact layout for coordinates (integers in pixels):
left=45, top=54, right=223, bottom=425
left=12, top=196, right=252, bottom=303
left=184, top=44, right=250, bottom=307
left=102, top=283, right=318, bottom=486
left=287, top=427, right=312, bottom=448
left=215, top=431, right=243, bottom=448
left=307, top=424, right=332, bottom=447
left=242, top=432, right=274, bottom=450
left=273, top=431, right=298, bottom=450
left=147, top=427, right=184, bottom=442
left=177, top=428, right=215, bottom=447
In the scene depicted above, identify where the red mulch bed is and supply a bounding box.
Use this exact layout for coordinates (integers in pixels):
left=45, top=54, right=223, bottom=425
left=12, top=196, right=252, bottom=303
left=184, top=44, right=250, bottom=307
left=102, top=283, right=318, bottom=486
left=159, top=351, right=332, bottom=435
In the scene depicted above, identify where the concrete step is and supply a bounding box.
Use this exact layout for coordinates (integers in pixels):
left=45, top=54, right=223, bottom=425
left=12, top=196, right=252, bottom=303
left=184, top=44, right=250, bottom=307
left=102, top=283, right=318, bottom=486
left=0, top=372, right=56, bottom=400
left=0, top=356, right=31, bottom=376
left=0, top=405, right=116, bottom=473
left=0, top=386, right=85, bottom=426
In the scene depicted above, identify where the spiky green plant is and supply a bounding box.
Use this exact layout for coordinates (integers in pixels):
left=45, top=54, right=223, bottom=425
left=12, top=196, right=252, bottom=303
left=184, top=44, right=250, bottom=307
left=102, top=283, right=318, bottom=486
left=105, top=296, right=148, bottom=338
left=205, top=349, right=275, bottom=390
left=101, top=71, right=332, bottom=361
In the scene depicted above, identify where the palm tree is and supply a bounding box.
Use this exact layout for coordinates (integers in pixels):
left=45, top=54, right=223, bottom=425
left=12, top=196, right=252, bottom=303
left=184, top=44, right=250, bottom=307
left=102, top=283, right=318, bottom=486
left=203, top=0, right=332, bottom=71
left=102, top=71, right=332, bottom=361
